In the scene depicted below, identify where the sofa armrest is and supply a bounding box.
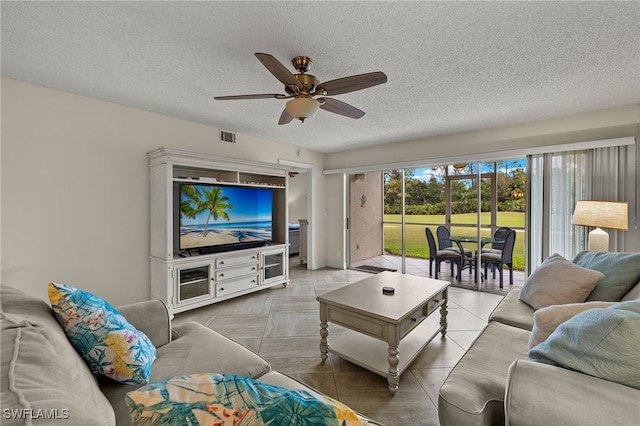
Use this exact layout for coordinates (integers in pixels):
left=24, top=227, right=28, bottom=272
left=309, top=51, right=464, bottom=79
left=488, top=288, right=534, bottom=330
left=117, top=300, right=171, bottom=348
left=505, top=359, right=640, bottom=426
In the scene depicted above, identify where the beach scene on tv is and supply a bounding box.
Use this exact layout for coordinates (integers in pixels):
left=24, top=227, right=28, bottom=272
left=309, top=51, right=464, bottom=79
left=179, top=184, right=272, bottom=250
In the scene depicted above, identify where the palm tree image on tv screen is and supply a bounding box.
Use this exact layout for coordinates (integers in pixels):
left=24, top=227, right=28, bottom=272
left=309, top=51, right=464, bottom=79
left=179, top=184, right=273, bottom=251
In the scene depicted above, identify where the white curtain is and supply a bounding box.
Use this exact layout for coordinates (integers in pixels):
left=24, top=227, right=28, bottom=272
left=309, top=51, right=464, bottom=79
left=528, top=150, right=589, bottom=270
left=527, top=155, right=544, bottom=272
left=550, top=151, right=589, bottom=258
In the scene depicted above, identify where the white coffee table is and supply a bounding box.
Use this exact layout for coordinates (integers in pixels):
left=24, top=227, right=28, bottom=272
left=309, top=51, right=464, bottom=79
left=317, top=271, right=449, bottom=395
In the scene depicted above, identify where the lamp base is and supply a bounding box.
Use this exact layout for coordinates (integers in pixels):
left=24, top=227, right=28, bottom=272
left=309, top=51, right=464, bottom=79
left=588, top=228, right=609, bottom=252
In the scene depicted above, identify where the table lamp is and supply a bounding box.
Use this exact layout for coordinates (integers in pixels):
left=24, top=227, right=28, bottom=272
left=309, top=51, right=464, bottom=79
left=571, top=200, right=628, bottom=251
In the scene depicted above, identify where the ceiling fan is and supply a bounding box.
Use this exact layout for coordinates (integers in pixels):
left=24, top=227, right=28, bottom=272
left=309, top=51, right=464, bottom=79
left=214, top=53, right=387, bottom=124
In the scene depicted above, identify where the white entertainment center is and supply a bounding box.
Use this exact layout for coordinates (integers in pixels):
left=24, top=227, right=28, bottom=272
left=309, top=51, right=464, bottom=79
left=148, top=147, right=290, bottom=313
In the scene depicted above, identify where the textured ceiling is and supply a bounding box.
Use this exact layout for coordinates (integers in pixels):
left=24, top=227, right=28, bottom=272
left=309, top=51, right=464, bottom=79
left=2, top=1, right=639, bottom=153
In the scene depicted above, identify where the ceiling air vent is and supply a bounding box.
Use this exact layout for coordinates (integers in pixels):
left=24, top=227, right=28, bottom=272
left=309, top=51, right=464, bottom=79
left=219, top=130, right=236, bottom=144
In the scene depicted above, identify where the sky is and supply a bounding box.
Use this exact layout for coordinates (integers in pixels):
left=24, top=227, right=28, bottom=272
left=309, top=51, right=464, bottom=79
left=414, top=158, right=526, bottom=182
left=181, top=185, right=273, bottom=225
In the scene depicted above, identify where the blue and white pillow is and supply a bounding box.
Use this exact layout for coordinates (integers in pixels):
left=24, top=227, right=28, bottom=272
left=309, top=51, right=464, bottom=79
left=48, top=282, right=156, bottom=386
left=528, top=299, right=640, bottom=389
left=126, top=373, right=367, bottom=425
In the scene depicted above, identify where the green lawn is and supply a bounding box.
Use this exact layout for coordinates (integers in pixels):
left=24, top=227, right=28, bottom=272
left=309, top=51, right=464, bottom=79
left=383, top=212, right=525, bottom=270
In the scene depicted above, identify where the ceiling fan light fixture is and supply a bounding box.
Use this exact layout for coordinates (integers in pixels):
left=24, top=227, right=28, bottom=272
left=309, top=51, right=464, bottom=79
left=216, top=53, right=387, bottom=125
left=286, top=97, right=319, bottom=122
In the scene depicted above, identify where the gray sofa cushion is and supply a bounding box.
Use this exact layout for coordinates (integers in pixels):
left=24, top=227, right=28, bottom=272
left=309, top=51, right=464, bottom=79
left=98, top=321, right=271, bottom=426
left=488, top=288, right=535, bottom=331
left=1, top=286, right=115, bottom=426
left=438, top=322, right=530, bottom=426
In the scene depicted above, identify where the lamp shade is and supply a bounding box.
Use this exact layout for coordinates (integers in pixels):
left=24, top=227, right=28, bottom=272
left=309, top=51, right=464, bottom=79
left=572, top=200, right=628, bottom=230
left=286, top=97, right=319, bottom=122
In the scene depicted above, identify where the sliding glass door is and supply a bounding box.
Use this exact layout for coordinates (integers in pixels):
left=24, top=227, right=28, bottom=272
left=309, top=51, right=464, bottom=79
left=350, top=159, right=525, bottom=294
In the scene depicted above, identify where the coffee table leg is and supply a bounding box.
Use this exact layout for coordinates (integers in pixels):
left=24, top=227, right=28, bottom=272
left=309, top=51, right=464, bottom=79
left=387, top=345, right=399, bottom=395
left=440, top=290, right=448, bottom=337
left=320, top=320, right=328, bottom=361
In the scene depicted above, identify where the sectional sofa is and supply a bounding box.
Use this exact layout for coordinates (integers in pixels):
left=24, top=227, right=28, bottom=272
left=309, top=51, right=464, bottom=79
left=1, top=285, right=380, bottom=425
left=438, top=250, right=640, bottom=426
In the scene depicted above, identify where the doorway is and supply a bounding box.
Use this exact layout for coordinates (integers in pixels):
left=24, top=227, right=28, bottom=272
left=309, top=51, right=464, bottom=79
left=279, top=159, right=313, bottom=269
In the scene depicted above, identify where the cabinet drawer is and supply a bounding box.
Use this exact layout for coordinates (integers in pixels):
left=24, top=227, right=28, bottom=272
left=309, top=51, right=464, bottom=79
left=400, top=304, right=428, bottom=338
left=328, top=307, right=387, bottom=339
left=216, top=275, right=259, bottom=298
left=216, top=254, right=258, bottom=268
left=216, top=264, right=259, bottom=281
left=427, top=291, right=446, bottom=314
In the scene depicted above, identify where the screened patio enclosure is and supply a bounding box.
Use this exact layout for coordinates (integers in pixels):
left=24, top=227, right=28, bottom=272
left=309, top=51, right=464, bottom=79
left=349, top=160, right=527, bottom=294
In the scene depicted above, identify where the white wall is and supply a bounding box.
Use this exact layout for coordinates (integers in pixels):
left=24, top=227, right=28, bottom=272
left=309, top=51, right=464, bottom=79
left=0, top=78, right=328, bottom=304
left=325, top=105, right=640, bottom=172
left=288, top=172, right=308, bottom=224
left=323, top=173, right=347, bottom=269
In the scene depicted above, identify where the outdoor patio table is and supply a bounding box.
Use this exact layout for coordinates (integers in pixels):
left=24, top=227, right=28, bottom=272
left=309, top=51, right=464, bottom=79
left=450, top=236, right=502, bottom=249
left=450, top=237, right=505, bottom=283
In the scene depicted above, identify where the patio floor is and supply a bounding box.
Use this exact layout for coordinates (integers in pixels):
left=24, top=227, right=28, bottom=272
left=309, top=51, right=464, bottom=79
left=351, top=254, right=526, bottom=295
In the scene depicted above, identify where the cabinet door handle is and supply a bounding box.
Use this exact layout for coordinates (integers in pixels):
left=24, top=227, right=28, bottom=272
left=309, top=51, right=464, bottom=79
left=220, top=273, right=224, bottom=277
left=220, top=287, right=224, bottom=291
left=411, top=317, right=417, bottom=323
left=220, top=261, right=225, bottom=265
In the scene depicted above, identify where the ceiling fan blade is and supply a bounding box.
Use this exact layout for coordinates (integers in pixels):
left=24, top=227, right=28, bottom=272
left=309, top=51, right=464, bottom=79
left=317, top=71, right=387, bottom=96
left=214, top=94, right=284, bottom=100
left=278, top=108, right=293, bottom=125
left=318, top=97, right=365, bottom=119
left=255, top=53, right=303, bottom=90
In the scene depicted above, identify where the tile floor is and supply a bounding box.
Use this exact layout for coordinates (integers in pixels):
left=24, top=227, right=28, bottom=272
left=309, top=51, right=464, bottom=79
left=173, top=259, right=505, bottom=426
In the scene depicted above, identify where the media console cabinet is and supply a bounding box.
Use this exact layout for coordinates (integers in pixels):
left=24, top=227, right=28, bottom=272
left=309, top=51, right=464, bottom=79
left=148, top=147, right=290, bottom=314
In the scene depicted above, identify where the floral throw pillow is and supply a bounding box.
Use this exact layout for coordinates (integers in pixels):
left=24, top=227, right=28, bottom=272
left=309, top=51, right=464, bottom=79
left=126, top=373, right=367, bottom=425
left=48, top=282, right=156, bottom=386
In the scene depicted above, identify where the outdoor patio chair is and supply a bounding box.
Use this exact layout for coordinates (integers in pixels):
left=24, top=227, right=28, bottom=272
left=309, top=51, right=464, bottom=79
left=481, top=226, right=512, bottom=276
left=480, top=229, right=516, bottom=288
left=480, top=226, right=512, bottom=255
left=426, top=227, right=462, bottom=279
left=436, top=226, right=472, bottom=256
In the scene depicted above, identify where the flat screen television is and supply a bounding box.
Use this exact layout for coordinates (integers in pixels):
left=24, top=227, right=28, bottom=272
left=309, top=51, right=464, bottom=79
left=178, top=183, right=273, bottom=253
